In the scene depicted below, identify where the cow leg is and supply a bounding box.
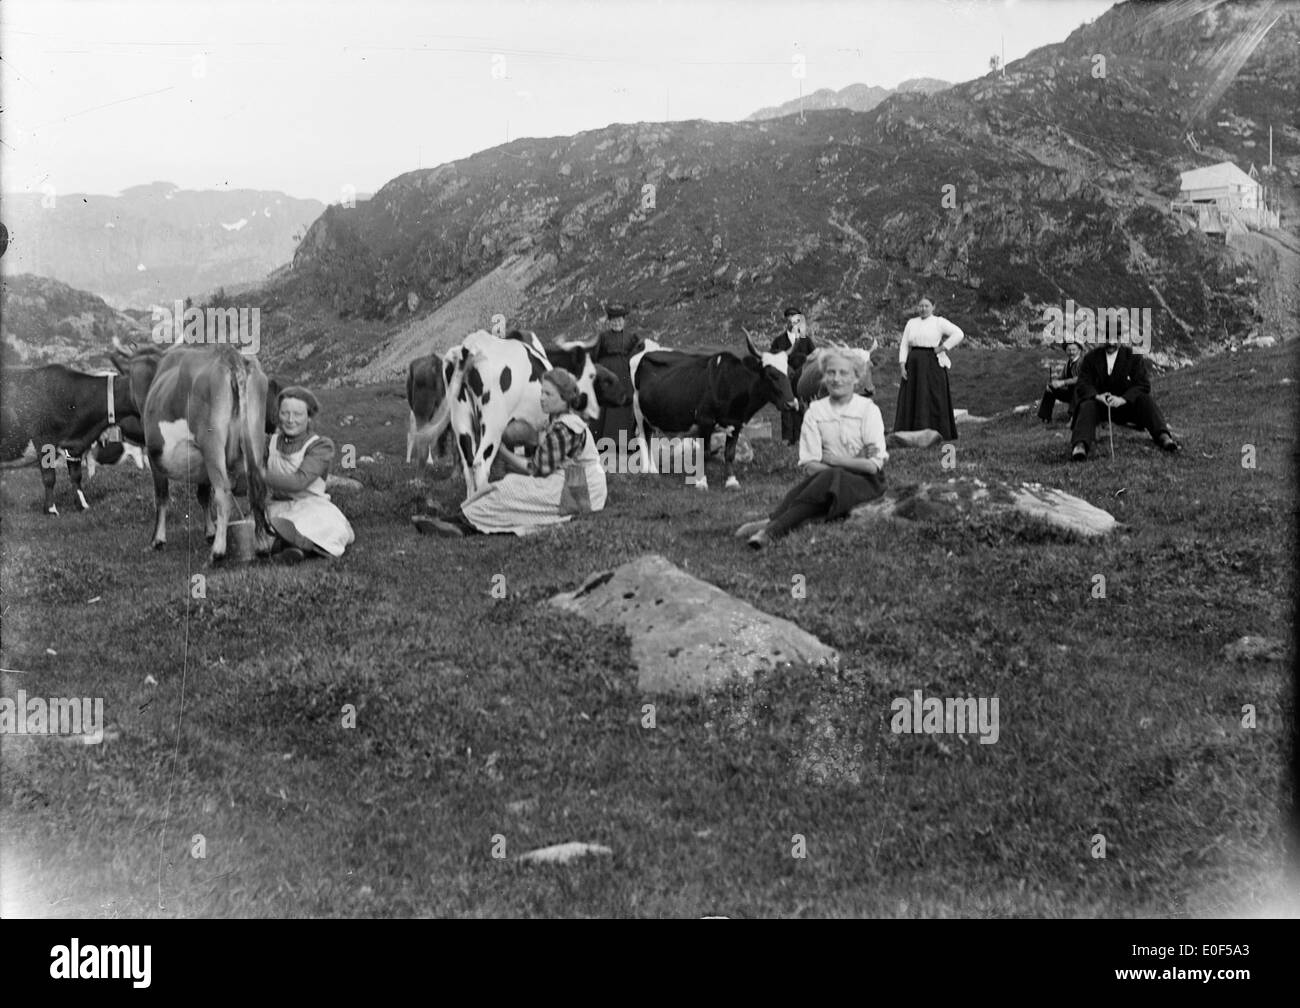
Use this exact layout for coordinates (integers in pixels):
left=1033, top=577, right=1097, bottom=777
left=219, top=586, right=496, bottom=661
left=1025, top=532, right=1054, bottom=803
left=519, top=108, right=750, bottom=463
left=202, top=439, right=234, bottom=565
left=65, top=453, right=91, bottom=510
left=40, top=461, right=58, bottom=515
left=196, top=483, right=216, bottom=542
left=632, top=395, right=658, bottom=474
left=686, top=423, right=714, bottom=491
left=723, top=429, right=742, bottom=489
left=149, top=456, right=169, bottom=549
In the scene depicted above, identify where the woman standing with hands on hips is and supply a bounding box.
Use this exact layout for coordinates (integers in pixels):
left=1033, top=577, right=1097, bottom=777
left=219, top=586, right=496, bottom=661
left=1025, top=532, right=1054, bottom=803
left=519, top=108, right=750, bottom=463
left=895, top=295, right=964, bottom=442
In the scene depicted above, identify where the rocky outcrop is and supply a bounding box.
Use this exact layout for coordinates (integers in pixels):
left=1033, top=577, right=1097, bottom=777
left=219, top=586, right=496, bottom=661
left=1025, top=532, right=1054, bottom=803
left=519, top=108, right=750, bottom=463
left=249, top=3, right=1295, bottom=383
left=1, top=274, right=147, bottom=367
left=848, top=478, right=1117, bottom=537
left=548, top=554, right=837, bottom=695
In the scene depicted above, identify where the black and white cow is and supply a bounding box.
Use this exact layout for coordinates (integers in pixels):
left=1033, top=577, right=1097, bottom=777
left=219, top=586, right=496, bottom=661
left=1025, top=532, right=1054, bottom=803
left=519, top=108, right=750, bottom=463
left=0, top=364, right=142, bottom=514
left=409, top=329, right=629, bottom=494
left=630, top=334, right=798, bottom=490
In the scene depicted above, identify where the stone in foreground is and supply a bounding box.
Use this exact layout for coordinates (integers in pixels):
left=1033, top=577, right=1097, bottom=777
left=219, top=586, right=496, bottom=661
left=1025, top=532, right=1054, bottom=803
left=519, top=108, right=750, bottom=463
left=849, top=478, right=1117, bottom=537
left=886, top=428, right=942, bottom=449
left=325, top=474, right=364, bottom=493
left=1222, top=635, right=1285, bottom=662
left=519, top=841, right=613, bottom=865
left=549, top=553, right=837, bottom=695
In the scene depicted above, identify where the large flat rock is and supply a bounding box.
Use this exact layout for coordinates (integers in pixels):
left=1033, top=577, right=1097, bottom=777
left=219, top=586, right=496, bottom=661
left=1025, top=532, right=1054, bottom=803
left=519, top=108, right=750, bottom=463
left=548, top=554, right=837, bottom=695
left=849, top=478, right=1117, bottom=537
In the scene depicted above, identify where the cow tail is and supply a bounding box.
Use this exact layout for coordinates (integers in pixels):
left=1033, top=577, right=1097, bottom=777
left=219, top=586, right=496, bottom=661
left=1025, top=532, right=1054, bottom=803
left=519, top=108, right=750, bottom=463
left=235, top=360, right=270, bottom=525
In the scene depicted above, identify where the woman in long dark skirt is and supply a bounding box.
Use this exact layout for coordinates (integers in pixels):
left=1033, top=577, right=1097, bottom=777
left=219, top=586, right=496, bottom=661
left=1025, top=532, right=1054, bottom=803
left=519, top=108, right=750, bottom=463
left=894, top=295, right=964, bottom=441
left=736, top=349, right=887, bottom=550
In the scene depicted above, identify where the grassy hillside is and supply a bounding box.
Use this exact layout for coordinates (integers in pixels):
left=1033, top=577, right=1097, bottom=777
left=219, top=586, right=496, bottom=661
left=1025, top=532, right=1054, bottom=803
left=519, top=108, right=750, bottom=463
left=0, top=343, right=1293, bottom=917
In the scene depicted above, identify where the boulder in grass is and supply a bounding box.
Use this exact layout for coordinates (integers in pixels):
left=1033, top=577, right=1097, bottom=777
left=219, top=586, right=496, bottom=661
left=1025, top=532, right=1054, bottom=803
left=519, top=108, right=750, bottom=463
left=886, top=428, right=942, bottom=449
left=849, top=478, right=1117, bottom=537
left=709, top=431, right=753, bottom=464
left=548, top=553, right=837, bottom=695
left=325, top=475, right=364, bottom=493
left=1222, top=635, right=1285, bottom=662
left=519, top=842, right=613, bottom=865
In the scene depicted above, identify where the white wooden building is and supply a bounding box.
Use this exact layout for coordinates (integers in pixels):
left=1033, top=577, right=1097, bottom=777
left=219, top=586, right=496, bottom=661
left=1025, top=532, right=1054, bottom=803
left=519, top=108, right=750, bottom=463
left=1171, top=161, right=1280, bottom=236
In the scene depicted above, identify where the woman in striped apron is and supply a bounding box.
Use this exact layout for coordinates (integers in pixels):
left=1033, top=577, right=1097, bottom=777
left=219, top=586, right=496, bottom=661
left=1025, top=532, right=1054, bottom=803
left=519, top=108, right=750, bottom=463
left=265, top=386, right=355, bottom=564
left=412, top=369, right=607, bottom=537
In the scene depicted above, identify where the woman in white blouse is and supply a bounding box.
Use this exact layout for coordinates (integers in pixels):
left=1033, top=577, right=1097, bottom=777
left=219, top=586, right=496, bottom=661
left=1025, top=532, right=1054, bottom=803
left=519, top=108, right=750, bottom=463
left=737, top=349, right=887, bottom=550
left=895, top=295, right=964, bottom=441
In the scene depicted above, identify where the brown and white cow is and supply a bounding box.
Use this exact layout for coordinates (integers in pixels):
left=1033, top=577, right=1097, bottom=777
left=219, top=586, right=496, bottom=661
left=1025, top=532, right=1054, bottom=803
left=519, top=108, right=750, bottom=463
left=127, top=343, right=278, bottom=563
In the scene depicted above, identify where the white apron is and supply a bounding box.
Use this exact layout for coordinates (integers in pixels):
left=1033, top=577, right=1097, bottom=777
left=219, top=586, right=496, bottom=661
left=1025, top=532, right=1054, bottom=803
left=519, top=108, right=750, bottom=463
left=461, top=412, right=607, bottom=536
left=266, top=432, right=355, bottom=557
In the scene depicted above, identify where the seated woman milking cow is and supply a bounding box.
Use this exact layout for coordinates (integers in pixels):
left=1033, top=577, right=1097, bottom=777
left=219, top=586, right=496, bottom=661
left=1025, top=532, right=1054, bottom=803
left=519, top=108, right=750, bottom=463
left=260, top=386, right=356, bottom=565
left=411, top=369, right=607, bottom=537
left=735, top=348, right=887, bottom=550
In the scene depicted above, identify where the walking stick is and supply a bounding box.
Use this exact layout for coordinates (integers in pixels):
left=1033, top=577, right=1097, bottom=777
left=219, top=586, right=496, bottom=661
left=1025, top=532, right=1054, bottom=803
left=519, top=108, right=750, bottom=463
left=1106, top=399, right=1115, bottom=460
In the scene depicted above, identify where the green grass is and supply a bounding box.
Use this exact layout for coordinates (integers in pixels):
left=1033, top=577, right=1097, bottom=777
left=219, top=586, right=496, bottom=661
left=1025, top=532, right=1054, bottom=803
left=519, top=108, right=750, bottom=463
left=0, top=344, right=1293, bottom=917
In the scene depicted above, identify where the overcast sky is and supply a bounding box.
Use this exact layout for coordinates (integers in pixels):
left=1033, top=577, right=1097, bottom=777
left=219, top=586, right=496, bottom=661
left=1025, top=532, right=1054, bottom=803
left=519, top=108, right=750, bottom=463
left=2, top=0, right=1114, bottom=203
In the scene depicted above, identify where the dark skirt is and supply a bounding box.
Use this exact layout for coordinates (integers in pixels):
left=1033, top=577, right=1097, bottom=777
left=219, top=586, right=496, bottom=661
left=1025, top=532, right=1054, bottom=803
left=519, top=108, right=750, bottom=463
left=595, top=352, right=637, bottom=443
left=771, top=465, right=887, bottom=524
left=894, top=347, right=957, bottom=440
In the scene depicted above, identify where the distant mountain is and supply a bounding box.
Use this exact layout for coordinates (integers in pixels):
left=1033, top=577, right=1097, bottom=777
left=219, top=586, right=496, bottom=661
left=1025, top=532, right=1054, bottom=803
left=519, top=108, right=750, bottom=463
left=29, top=1, right=1292, bottom=389
left=1, top=274, right=147, bottom=368
left=746, top=78, right=951, bottom=121
left=1, top=181, right=324, bottom=309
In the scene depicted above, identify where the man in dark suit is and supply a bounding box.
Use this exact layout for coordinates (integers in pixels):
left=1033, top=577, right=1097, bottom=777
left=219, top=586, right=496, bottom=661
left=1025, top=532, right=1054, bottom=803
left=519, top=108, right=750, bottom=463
left=1070, top=339, right=1180, bottom=461
left=1038, top=341, right=1083, bottom=423
left=771, top=306, right=815, bottom=444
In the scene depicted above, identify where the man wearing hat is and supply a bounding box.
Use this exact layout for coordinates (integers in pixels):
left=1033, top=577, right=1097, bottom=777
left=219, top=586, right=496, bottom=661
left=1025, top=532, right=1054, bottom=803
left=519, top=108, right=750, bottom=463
left=593, top=302, right=644, bottom=447
left=771, top=306, right=815, bottom=444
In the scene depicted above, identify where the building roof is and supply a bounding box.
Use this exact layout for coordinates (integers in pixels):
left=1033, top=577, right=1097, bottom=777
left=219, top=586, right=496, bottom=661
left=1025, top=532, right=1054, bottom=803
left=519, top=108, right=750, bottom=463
left=1179, top=162, right=1258, bottom=191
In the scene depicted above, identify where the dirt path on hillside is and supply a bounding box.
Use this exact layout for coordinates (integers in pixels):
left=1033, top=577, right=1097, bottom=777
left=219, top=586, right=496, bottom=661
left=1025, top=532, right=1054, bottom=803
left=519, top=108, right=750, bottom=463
left=347, top=252, right=557, bottom=385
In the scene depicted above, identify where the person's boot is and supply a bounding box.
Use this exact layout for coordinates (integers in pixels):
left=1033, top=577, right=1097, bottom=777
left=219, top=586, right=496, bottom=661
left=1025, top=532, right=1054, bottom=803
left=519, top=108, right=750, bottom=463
left=1070, top=442, right=1089, bottom=462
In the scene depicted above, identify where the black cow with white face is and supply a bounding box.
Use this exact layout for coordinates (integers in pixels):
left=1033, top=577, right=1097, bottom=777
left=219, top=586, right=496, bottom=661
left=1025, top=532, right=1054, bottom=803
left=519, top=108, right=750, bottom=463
left=631, top=334, right=798, bottom=490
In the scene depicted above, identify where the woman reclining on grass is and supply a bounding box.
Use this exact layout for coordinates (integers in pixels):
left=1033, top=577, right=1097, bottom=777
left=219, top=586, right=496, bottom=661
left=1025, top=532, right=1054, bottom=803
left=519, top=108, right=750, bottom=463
left=737, top=348, right=887, bottom=550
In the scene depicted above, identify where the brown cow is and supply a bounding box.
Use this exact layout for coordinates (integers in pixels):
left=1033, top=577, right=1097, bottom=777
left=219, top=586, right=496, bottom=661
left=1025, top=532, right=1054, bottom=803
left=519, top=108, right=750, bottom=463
left=127, top=343, right=277, bottom=563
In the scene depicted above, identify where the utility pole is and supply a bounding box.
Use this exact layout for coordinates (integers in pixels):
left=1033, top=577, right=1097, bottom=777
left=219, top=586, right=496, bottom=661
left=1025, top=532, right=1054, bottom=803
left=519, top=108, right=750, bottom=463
left=1001, top=35, right=1006, bottom=77
left=1269, top=124, right=1273, bottom=169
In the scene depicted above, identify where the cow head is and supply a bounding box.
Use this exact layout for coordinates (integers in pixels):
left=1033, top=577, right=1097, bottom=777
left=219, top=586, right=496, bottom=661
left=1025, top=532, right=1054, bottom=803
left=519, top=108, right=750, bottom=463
left=591, top=363, right=630, bottom=409
left=553, top=339, right=627, bottom=422
left=744, top=334, right=798, bottom=411
left=113, top=344, right=163, bottom=416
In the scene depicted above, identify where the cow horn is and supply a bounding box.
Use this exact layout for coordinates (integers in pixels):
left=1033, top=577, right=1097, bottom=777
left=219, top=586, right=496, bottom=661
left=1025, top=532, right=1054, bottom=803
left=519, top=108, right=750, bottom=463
left=743, top=329, right=762, bottom=359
